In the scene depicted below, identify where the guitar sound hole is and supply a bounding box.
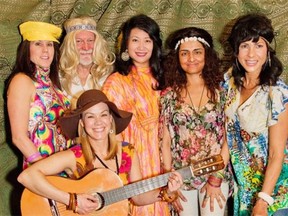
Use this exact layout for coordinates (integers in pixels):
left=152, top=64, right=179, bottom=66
left=91, top=192, right=105, bottom=211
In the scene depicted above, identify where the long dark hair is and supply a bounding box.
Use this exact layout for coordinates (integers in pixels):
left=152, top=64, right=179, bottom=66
left=115, top=14, right=164, bottom=90
left=228, top=13, right=283, bottom=88
left=6, top=40, right=61, bottom=90
left=163, top=27, right=222, bottom=103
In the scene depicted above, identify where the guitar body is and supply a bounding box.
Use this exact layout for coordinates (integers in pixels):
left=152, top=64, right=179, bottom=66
left=21, top=169, right=128, bottom=216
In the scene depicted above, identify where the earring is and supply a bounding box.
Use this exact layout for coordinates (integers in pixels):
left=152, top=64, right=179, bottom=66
left=109, top=129, right=114, bottom=134
left=268, top=51, right=271, bottom=67
left=121, top=49, right=130, bottom=61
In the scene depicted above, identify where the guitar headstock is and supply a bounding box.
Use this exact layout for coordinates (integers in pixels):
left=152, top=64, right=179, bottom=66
left=191, top=154, right=224, bottom=177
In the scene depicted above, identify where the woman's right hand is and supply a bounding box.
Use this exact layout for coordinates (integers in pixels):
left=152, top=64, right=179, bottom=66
left=75, top=193, right=100, bottom=214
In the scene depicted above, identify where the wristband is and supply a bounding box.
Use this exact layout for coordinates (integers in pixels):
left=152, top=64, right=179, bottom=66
left=207, top=175, right=222, bottom=187
left=26, top=152, right=42, bottom=163
left=158, top=187, right=178, bottom=202
left=258, top=192, right=274, bottom=206
left=207, top=181, right=221, bottom=188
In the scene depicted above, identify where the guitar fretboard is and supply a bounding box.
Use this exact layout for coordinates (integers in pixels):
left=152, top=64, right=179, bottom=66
left=100, top=166, right=193, bottom=206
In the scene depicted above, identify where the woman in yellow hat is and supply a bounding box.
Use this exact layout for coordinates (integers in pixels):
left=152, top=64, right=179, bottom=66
left=6, top=21, right=72, bottom=169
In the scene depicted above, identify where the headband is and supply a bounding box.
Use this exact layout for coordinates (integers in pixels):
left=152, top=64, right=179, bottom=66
left=175, top=36, right=210, bottom=50
left=65, top=24, right=96, bottom=33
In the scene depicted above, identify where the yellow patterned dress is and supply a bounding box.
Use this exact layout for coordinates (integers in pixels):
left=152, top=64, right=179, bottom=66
left=103, top=66, right=170, bottom=215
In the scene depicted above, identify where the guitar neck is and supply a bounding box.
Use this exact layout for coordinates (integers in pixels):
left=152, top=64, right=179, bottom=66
left=100, top=166, right=193, bottom=206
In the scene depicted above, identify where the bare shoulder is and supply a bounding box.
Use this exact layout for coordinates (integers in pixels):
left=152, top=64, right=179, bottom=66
left=7, top=73, right=35, bottom=95
left=9, top=73, right=33, bottom=85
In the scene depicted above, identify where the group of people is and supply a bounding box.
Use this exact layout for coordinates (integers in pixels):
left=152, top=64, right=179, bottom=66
left=4, top=11, right=288, bottom=216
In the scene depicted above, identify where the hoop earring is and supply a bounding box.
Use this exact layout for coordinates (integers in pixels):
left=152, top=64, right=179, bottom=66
left=109, top=129, right=114, bottom=134
left=121, top=49, right=130, bottom=61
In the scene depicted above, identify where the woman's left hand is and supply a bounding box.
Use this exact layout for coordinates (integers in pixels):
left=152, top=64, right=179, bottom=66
left=252, top=199, right=268, bottom=216
left=167, top=171, right=183, bottom=192
left=200, top=182, right=226, bottom=212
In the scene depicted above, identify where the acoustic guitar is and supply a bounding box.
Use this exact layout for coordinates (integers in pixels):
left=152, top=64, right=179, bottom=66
left=21, top=154, right=224, bottom=216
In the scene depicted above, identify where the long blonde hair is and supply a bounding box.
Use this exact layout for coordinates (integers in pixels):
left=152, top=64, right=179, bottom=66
left=60, top=16, right=115, bottom=95
left=78, top=116, right=118, bottom=165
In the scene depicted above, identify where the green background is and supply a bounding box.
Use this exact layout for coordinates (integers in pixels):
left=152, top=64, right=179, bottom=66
left=0, top=0, right=287, bottom=215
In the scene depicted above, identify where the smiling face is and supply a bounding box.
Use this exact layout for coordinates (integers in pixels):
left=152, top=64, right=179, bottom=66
left=75, top=30, right=96, bottom=66
left=178, top=40, right=205, bottom=75
left=80, top=102, right=112, bottom=142
left=30, top=40, right=55, bottom=69
left=127, top=28, right=153, bottom=68
left=237, top=37, right=268, bottom=75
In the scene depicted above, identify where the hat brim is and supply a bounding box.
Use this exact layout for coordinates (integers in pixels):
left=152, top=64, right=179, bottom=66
left=58, top=101, right=132, bottom=139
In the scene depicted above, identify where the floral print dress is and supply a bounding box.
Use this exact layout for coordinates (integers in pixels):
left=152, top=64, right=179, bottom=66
left=159, top=88, right=232, bottom=190
left=223, top=71, right=288, bottom=215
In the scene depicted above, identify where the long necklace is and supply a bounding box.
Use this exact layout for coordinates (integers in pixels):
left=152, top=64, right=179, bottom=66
left=94, top=153, right=119, bottom=175
left=186, top=85, right=205, bottom=114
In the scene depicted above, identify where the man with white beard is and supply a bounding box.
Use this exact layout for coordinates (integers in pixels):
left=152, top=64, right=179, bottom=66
left=59, top=16, right=115, bottom=108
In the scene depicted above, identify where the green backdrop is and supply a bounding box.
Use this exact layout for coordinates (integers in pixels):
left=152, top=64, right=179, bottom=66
left=0, top=0, right=287, bottom=215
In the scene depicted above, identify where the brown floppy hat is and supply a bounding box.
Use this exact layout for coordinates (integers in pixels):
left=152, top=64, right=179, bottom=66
left=59, top=89, right=132, bottom=139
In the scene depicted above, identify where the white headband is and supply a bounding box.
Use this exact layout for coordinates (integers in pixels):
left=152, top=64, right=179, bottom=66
left=66, top=24, right=96, bottom=33
left=175, top=36, right=210, bottom=50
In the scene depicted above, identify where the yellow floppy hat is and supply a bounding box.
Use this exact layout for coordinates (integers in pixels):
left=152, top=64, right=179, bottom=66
left=19, top=21, right=62, bottom=43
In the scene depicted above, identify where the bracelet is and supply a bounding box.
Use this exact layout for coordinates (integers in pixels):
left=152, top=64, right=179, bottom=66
left=73, top=194, right=78, bottom=213
left=158, top=187, right=178, bottom=203
left=207, top=181, right=221, bottom=188
left=207, top=175, right=222, bottom=187
left=258, top=192, right=274, bottom=206
left=66, top=193, right=73, bottom=210
left=66, top=193, right=77, bottom=211
left=26, top=152, right=42, bottom=163
left=212, top=170, right=225, bottom=179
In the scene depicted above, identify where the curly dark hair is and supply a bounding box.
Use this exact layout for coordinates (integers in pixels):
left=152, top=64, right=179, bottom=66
left=115, top=14, right=164, bottom=90
left=163, top=27, right=222, bottom=103
left=228, top=13, right=283, bottom=88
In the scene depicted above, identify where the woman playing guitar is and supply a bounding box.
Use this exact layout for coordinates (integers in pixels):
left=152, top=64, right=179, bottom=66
left=18, top=89, right=183, bottom=215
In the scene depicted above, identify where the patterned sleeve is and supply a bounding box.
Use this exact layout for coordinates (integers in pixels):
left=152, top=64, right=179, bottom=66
left=102, top=72, right=127, bottom=107
left=158, top=88, right=172, bottom=170
left=159, top=88, right=173, bottom=129
left=102, top=73, right=128, bottom=140
left=268, top=80, right=288, bottom=126
left=222, top=68, right=233, bottom=91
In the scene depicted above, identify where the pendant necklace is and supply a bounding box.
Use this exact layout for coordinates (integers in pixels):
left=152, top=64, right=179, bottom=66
left=94, top=153, right=119, bottom=175
left=186, top=85, right=205, bottom=114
